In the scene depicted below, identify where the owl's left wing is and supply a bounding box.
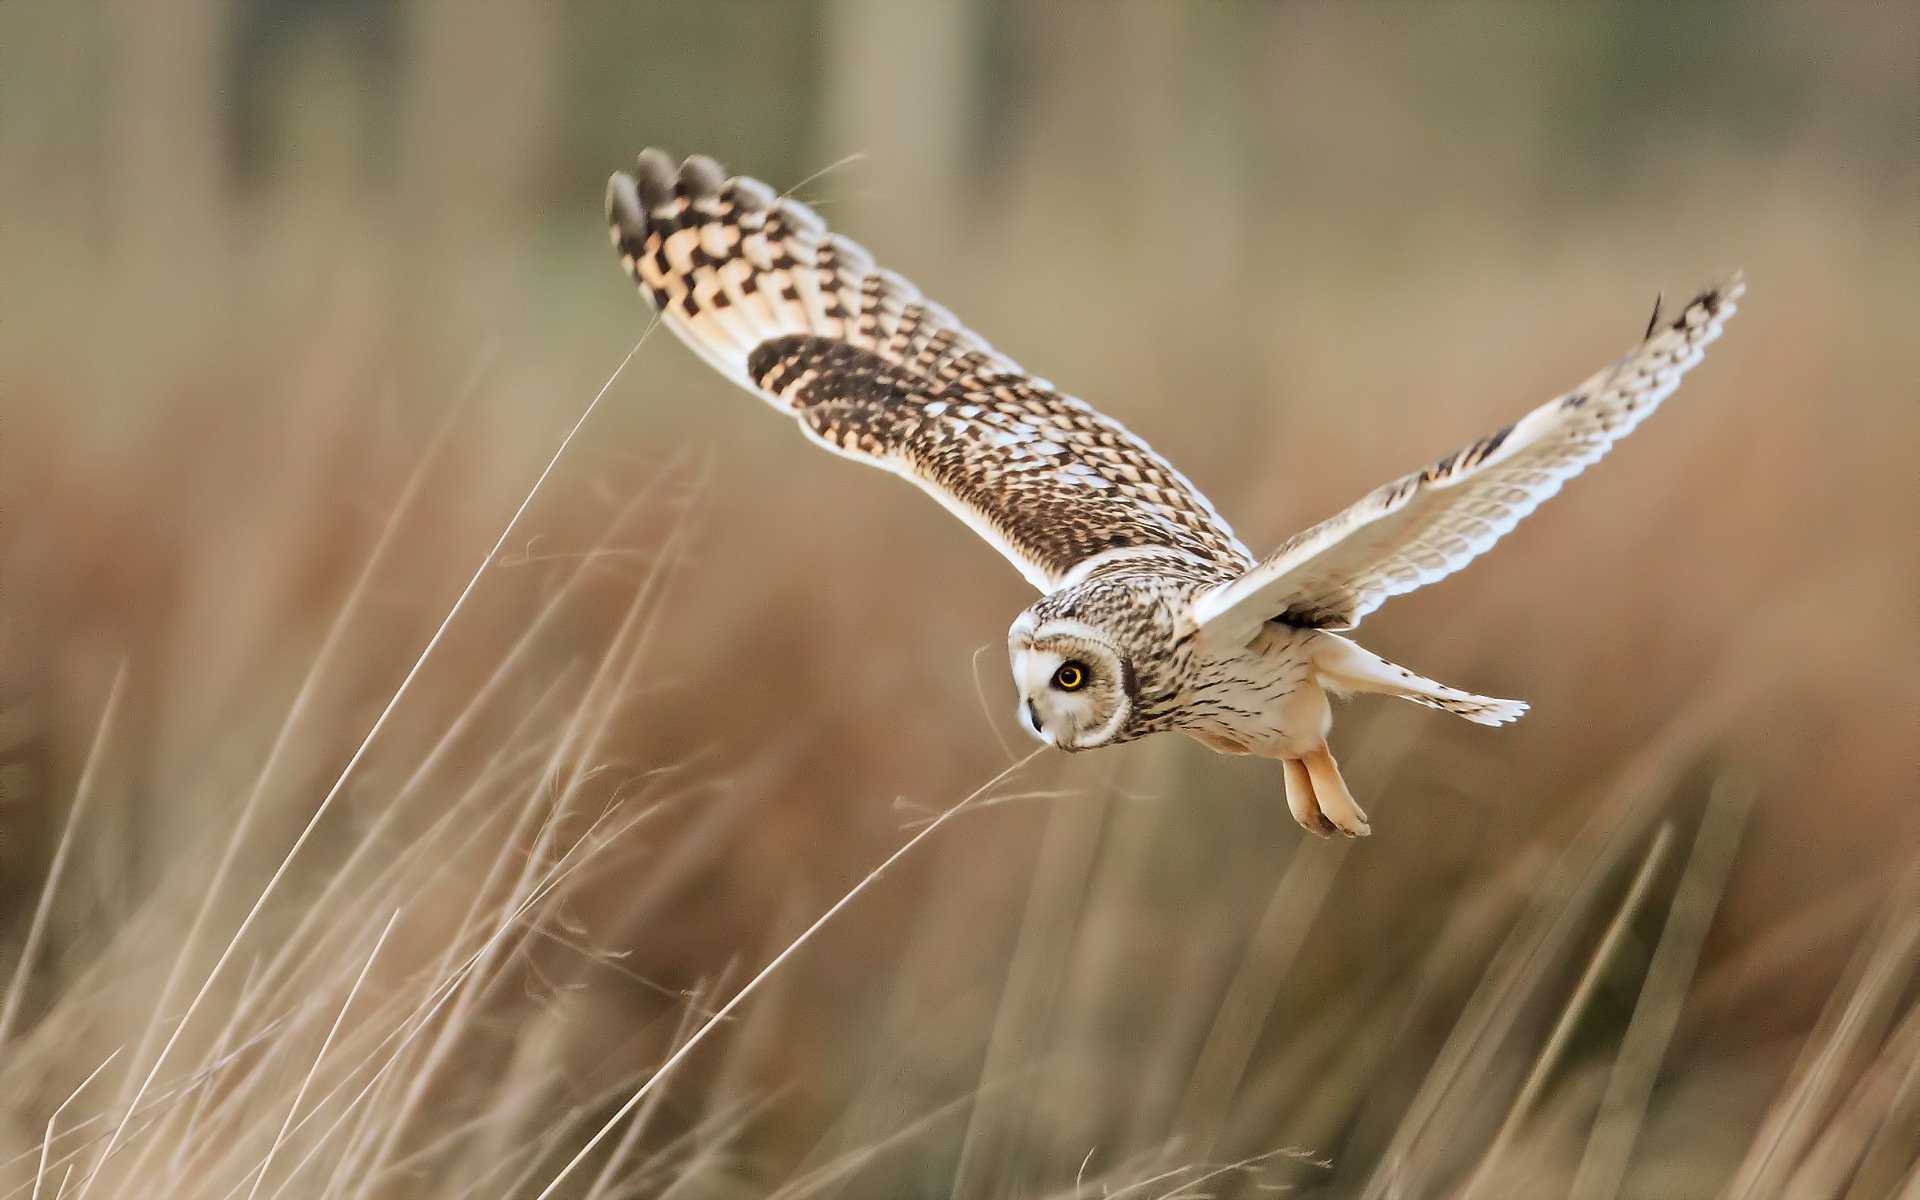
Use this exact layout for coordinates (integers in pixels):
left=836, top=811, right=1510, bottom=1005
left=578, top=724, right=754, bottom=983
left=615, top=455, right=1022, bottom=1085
left=1192, top=279, right=1743, bottom=646
left=608, top=150, right=1251, bottom=591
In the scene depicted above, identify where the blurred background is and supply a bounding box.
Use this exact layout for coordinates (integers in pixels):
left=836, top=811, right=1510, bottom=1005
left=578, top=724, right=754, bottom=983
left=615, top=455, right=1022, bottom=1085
left=1, top=2, right=1916, bottom=1197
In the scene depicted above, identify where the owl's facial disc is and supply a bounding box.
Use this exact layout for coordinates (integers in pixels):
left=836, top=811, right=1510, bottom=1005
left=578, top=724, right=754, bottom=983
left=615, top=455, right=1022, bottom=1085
left=1008, top=619, right=1131, bottom=750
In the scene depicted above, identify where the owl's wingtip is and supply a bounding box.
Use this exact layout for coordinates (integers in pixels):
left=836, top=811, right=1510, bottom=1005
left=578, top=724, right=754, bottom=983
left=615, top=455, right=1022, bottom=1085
left=632, top=148, right=678, bottom=211
left=678, top=153, right=725, bottom=200
left=1698, top=272, right=1746, bottom=314
left=605, top=170, right=644, bottom=241
left=610, top=150, right=735, bottom=235
left=1717, top=272, right=1747, bottom=318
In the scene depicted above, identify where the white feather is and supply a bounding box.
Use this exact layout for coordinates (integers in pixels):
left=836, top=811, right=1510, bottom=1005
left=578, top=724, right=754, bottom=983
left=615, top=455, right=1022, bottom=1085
left=1193, top=278, right=1744, bottom=645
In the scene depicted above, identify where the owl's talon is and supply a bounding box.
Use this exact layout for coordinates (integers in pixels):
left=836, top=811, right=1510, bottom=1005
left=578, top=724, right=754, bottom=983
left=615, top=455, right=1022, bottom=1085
left=1282, top=758, right=1334, bottom=837
left=1303, top=746, right=1371, bottom=838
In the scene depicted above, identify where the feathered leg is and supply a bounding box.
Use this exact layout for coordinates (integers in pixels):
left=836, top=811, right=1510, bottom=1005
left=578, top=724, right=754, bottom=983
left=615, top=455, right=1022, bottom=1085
left=1301, top=746, right=1370, bottom=837
left=1283, top=757, right=1335, bottom=838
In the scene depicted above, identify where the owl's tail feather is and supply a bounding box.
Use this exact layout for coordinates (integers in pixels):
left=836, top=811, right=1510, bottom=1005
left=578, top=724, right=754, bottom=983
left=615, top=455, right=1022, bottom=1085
left=1311, top=634, right=1528, bottom=728
left=1412, top=690, right=1530, bottom=727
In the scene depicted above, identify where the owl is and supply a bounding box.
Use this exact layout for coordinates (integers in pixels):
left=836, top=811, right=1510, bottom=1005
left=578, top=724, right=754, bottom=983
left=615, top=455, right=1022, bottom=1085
left=607, top=150, right=1741, bottom=837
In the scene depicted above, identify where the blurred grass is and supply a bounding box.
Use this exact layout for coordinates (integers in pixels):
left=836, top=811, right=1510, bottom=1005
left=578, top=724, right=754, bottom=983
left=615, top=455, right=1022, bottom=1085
left=1, top=1, right=1917, bottom=1196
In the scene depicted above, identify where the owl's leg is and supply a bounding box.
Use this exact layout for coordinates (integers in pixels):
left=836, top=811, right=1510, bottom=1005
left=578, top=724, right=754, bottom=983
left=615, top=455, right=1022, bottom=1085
left=1282, top=757, right=1335, bottom=838
left=1301, top=746, right=1370, bottom=837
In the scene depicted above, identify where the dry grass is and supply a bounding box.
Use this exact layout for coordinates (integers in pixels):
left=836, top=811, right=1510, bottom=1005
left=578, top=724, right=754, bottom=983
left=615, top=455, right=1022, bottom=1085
left=2, top=3, right=1917, bottom=1196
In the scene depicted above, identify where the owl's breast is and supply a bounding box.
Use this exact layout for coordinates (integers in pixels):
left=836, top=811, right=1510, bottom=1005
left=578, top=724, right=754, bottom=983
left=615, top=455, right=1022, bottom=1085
left=1175, top=625, right=1327, bottom=756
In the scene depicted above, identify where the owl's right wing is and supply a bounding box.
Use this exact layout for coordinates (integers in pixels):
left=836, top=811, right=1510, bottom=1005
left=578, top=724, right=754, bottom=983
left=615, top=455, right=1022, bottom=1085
left=1191, top=279, right=1743, bottom=646
left=608, top=150, right=1251, bottom=592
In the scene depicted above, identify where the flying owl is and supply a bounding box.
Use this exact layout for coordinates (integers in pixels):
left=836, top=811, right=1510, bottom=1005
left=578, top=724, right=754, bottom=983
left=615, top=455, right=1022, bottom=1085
left=606, top=150, right=1741, bottom=837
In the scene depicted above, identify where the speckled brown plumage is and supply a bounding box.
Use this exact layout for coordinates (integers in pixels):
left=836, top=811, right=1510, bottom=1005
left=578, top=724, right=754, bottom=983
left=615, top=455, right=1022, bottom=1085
left=606, top=150, right=1743, bottom=837
left=746, top=334, right=1252, bottom=585
left=607, top=149, right=1248, bottom=591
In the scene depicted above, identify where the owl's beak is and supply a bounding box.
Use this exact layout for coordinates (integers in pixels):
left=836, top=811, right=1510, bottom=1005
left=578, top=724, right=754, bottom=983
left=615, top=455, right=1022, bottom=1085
left=1018, top=698, right=1052, bottom=745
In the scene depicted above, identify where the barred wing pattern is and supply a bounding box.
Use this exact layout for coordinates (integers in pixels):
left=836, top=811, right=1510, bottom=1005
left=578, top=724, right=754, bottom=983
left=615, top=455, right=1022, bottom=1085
left=607, top=150, right=1249, bottom=591
left=1193, top=279, right=1744, bottom=645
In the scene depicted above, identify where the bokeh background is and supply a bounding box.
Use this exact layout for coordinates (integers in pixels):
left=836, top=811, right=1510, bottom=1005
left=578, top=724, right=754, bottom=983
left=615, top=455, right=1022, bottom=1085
left=1, top=2, right=1916, bottom=1197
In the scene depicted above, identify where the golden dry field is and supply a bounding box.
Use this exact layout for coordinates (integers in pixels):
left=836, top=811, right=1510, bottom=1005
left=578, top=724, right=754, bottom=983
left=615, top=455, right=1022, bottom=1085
left=1, top=3, right=1916, bottom=1197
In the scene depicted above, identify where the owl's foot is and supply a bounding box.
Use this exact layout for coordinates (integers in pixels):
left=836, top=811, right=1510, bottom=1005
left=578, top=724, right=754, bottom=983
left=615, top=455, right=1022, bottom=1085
left=1283, top=747, right=1370, bottom=838
left=1283, top=758, right=1335, bottom=836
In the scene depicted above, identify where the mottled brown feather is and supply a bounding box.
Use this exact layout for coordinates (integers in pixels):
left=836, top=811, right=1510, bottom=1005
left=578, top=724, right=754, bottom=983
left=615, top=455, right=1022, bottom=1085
left=608, top=150, right=1248, bottom=590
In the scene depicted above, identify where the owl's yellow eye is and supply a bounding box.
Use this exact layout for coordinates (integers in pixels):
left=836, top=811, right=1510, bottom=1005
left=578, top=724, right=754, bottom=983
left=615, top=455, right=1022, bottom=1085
left=1052, top=661, right=1089, bottom=691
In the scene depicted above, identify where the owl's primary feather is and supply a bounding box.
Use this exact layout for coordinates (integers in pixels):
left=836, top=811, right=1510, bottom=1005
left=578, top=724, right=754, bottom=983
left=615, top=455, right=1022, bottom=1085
left=607, top=150, right=1248, bottom=591
left=1190, top=279, right=1743, bottom=644
left=607, top=148, right=1742, bottom=838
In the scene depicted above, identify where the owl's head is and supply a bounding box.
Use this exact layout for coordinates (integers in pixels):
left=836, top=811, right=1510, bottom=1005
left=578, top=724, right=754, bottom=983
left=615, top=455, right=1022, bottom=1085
left=1007, top=614, right=1135, bottom=750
